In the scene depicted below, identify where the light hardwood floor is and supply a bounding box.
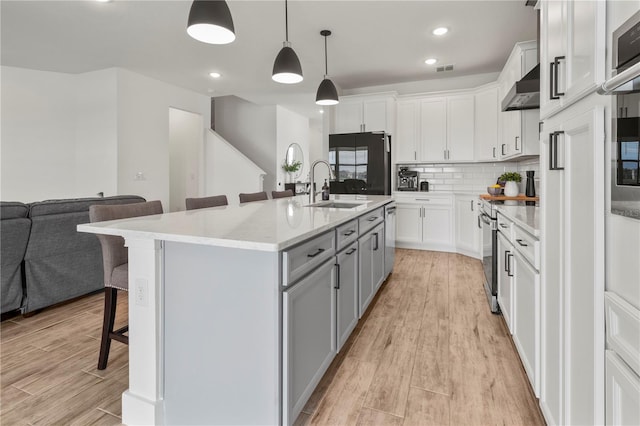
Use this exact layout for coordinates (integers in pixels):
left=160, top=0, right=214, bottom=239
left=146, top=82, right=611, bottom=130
left=0, top=249, right=544, bottom=425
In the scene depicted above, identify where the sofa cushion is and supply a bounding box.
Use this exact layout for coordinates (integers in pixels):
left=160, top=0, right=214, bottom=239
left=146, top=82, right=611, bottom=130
left=1, top=202, right=31, bottom=314
left=23, top=195, right=145, bottom=313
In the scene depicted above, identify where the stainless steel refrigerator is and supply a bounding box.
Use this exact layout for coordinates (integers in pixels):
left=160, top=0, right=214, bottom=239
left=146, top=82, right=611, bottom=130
left=328, top=132, right=391, bottom=195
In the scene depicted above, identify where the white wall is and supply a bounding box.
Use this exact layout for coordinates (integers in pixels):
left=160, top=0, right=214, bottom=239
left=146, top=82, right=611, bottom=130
left=276, top=106, right=309, bottom=190
left=214, top=96, right=277, bottom=191
left=169, top=108, right=203, bottom=212
left=116, top=69, right=210, bottom=209
left=205, top=130, right=265, bottom=207
left=1, top=66, right=210, bottom=207
left=1, top=66, right=78, bottom=202
left=75, top=68, right=118, bottom=198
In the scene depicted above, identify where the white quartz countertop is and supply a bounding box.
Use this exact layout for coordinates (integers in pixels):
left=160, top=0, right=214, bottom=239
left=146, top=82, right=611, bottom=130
left=78, top=195, right=393, bottom=252
left=495, top=204, right=540, bottom=237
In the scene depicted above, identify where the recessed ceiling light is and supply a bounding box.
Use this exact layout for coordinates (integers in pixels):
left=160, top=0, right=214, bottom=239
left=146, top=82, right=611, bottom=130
left=95, top=0, right=112, bottom=3
left=425, top=58, right=438, bottom=65
left=432, top=27, right=448, bottom=36
left=319, top=109, right=324, bottom=114
left=209, top=72, right=221, bottom=78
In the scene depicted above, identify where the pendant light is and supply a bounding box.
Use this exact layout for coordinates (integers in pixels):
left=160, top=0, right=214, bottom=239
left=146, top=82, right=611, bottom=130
left=187, top=0, right=235, bottom=45
left=315, top=30, right=339, bottom=106
left=272, top=0, right=303, bottom=84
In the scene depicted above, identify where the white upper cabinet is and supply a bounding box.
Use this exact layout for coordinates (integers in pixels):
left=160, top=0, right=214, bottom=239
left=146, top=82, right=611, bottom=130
left=333, top=94, right=396, bottom=134
left=446, top=95, right=475, bottom=161
left=540, top=0, right=606, bottom=120
left=420, top=97, right=448, bottom=161
left=498, top=41, right=540, bottom=159
left=395, top=100, right=419, bottom=162
left=474, top=85, right=500, bottom=161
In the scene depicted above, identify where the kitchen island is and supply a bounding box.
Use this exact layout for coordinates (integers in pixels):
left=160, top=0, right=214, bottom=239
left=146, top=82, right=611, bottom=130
left=78, top=194, right=394, bottom=426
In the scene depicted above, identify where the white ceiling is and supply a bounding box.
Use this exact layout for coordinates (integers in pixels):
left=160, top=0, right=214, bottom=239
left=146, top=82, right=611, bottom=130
left=1, top=0, right=537, bottom=122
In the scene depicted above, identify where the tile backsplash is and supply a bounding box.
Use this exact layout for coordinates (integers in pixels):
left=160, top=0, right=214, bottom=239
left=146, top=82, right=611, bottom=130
left=397, top=159, right=540, bottom=195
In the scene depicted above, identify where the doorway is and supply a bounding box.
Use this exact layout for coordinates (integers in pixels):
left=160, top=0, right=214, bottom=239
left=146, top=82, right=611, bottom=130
left=169, top=108, right=203, bottom=212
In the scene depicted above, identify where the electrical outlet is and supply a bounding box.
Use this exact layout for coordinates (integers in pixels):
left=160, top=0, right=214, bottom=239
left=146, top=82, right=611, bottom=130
left=135, top=278, right=148, bottom=307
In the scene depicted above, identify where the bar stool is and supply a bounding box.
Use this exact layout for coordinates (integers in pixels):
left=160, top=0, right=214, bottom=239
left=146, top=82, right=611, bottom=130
left=186, top=195, right=228, bottom=210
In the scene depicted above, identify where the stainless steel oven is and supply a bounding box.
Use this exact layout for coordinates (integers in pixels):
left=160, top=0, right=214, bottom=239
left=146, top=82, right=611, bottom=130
left=599, top=9, right=640, bottom=219
left=478, top=199, right=499, bottom=313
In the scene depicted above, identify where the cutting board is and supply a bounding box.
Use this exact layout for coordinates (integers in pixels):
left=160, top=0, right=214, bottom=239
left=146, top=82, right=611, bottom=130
left=480, top=194, right=539, bottom=201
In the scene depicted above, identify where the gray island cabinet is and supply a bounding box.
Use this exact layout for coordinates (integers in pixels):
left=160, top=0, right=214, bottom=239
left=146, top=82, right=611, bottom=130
left=78, top=195, right=394, bottom=426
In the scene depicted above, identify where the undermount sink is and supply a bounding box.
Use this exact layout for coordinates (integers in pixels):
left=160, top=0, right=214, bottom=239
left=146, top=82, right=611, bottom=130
left=306, top=201, right=366, bottom=209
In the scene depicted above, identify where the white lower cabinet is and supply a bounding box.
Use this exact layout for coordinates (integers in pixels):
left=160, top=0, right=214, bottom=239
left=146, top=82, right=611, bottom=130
left=335, top=242, right=358, bottom=352
left=282, top=259, right=337, bottom=425
left=512, top=250, right=540, bottom=398
left=497, top=231, right=514, bottom=334
left=455, top=195, right=480, bottom=258
left=358, top=222, right=385, bottom=317
left=606, top=350, right=640, bottom=426
left=395, top=195, right=453, bottom=252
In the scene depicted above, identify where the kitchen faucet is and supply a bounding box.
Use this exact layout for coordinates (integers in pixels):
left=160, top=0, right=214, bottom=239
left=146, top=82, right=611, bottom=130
left=309, top=159, right=335, bottom=204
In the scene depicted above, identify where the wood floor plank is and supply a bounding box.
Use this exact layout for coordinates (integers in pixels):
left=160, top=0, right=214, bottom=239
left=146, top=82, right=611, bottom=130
left=410, top=318, right=449, bottom=395
left=0, top=385, right=32, bottom=414
left=356, top=407, right=403, bottom=426
left=309, top=358, right=378, bottom=426
left=69, top=408, right=122, bottom=426
left=402, top=386, right=450, bottom=426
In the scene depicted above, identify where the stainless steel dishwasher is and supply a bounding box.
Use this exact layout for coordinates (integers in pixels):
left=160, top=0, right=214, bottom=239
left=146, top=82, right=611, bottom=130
left=384, top=202, right=396, bottom=278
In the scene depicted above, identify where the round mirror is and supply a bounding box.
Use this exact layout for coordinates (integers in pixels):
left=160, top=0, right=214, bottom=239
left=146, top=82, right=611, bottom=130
left=283, top=143, right=304, bottom=180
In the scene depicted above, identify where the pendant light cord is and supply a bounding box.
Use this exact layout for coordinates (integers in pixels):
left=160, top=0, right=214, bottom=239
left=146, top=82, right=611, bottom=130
left=324, top=35, right=328, bottom=76
left=285, top=0, right=289, bottom=42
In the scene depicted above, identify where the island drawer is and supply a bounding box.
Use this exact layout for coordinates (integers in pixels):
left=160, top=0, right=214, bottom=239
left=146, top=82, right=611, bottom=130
left=358, top=207, right=384, bottom=235
left=336, top=219, right=358, bottom=251
left=513, top=225, right=539, bottom=270
left=497, top=213, right=513, bottom=240
left=282, top=230, right=336, bottom=286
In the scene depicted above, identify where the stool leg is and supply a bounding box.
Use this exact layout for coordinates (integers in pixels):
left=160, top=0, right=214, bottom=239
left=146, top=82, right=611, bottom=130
left=98, top=288, right=118, bottom=370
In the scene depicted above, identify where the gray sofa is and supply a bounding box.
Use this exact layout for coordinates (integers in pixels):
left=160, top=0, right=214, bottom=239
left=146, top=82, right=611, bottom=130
left=1, top=202, right=31, bottom=314
left=1, top=195, right=146, bottom=315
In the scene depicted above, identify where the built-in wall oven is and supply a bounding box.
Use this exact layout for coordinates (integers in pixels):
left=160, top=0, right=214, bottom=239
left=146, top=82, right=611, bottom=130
left=599, top=9, right=640, bottom=219
left=479, top=200, right=499, bottom=313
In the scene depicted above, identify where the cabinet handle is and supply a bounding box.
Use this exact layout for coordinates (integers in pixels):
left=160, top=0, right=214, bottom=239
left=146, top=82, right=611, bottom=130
left=415, top=198, right=430, bottom=202
left=515, top=136, right=520, bottom=151
left=493, top=147, right=496, bottom=158
left=470, top=200, right=474, bottom=211
left=504, top=250, right=510, bottom=272
left=549, top=131, right=565, bottom=171
left=367, top=216, right=378, bottom=222
left=507, top=253, right=514, bottom=277
left=549, top=61, right=559, bottom=100
left=444, top=149, right=447, bottom=160
left=625, top=107, right=628, bottom=117
left=346, top=248, right=357, bottom=255
left=343, top=230, right=356, bottom=236
left=307, top=248, right=325, bottom=258
left=414, top=151, right=417, bottom=160
left=334, top=263, right=341, bottom=289
left=477, top=215, right=482, bottom=229
left=373, top=233, right=379, bottom=251
left=553, top=56, right=565, bottom=98
left=499, top=223, right=508, bottom=229
left=501, top=143, right=506, bottom=156
left=516, top=239, right=528, bottom=247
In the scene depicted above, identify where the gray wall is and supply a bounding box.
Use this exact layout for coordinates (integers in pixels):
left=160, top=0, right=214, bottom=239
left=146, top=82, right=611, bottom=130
left=214, top=96, right=277, bottom=191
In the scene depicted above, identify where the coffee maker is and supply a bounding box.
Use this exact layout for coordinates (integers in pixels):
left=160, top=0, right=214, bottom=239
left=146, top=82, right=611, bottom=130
left=397, top=167, right=418, bottom=191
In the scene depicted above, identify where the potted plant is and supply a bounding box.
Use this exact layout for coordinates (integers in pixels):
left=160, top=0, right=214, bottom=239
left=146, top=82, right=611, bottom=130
left=282, top=160, right=302, bottom=183
left=499, top=172, right=522, bottom=197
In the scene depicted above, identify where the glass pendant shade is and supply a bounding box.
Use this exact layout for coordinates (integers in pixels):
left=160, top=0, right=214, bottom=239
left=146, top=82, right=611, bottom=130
left=187, top=0, right=236, bottom=45
left=272, top=43, right=303, bottom=84
left=316, top=78, right=339, bottom=105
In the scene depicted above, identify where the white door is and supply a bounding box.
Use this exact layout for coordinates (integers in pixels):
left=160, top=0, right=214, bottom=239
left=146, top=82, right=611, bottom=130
left=363, top=99, right=387, bottom=133
left=169, top=108, right=203, bottom=212
left=419, top=98, right=447, bottom=161
left=497, top=232, right=514, bottom=334
left=422, top=206, right=452, bottom=247
left=396, top=101, right=419, bottom=162
left=512, top=250, right=540, bottom=397
left=447, top=95, right=475, bottom=161
left=455, top=197, right=480, bottom=256
left=335, top=101, right=363, bottom=133
left=474, top=87, right=499, bottom=161
left=540, top=0, right=566, bottom=119
left=396, top=203, right=423, bottom=244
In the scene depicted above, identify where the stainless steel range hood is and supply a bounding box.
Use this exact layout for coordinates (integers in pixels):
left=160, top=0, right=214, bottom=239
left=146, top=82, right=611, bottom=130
left=502, top=63, right=540, bottom=111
